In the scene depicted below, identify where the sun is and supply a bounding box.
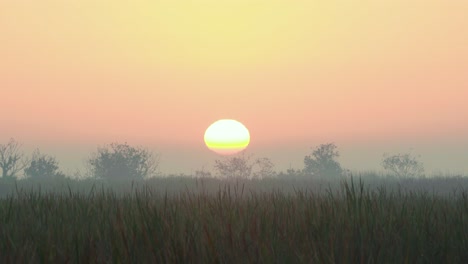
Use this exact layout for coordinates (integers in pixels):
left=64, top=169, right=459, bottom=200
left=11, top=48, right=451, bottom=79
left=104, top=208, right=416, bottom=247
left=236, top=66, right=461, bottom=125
left=204, top=119, right=250, bottom=155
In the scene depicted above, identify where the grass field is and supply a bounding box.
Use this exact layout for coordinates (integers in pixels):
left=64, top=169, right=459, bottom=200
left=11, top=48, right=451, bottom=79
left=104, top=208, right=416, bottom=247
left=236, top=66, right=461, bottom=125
left=0, top=174, right=467, bottom=263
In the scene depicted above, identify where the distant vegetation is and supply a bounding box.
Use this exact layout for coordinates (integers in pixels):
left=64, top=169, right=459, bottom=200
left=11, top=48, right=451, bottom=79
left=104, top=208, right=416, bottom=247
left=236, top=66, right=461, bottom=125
left=0, top=139, right=27, bottom=180
left=213, top=152, right=275, bottom=179
left=303, top=143, right=344, bottom=178
left=87, top=142, right=159, bottom=180
left=24, top=149, right=65, bottom=179
left=0, top=139, right=440, bottom=181
left=382, top=151, right=425, bottom=178
left=1, top=138, right=467, bottom=262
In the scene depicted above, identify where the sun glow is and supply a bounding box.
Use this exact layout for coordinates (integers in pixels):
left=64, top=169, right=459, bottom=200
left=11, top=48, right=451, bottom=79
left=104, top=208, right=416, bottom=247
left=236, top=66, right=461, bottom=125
left=204, top=119, right=250, bottom=155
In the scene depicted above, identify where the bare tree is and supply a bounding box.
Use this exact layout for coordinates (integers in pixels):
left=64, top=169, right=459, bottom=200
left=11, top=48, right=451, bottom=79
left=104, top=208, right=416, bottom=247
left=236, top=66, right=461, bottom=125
left=88, top=142, right=159, bottom=180
left=0, top=138, right=27, bottom=179
left=24, top=149, right=65, bottom=179
left=382, top=152, right=424, bottom=178
left=214, top=152, right=275, bottom=179
left=304, top=143, right=343, bottom=178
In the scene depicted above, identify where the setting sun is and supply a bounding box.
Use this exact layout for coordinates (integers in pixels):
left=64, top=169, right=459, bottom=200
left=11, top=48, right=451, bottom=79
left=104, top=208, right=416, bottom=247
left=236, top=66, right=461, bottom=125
left=204, top=119, right=250, bottom=155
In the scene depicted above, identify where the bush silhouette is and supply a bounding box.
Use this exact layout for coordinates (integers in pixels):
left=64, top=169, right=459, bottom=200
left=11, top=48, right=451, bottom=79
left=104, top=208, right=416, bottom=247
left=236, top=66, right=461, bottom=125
left=24, top=149, right=65, bottom=179
left=382, top=152, right=424, bottom=178
left=214, top=152, right=275, bottom=179
left=304, top=143, right=343, bottom=178
left=87, top=142, right=159, bottom=180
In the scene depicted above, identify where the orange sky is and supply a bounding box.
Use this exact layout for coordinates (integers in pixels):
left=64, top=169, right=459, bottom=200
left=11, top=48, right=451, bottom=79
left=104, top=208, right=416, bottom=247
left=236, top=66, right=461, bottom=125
left=1, top=0, right=467, bottom=174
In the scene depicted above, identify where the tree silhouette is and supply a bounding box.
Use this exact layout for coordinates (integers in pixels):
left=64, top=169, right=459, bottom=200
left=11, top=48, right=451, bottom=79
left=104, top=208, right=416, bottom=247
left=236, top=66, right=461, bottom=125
left=304, top=143, right=343, bottom=178
left=382, top=152, right=424, bottom=178
left=88, top=142, right=159, bottom=180
left=24, top=149, right=65, bottom=179
left=0, top=138, right=27, bottom=179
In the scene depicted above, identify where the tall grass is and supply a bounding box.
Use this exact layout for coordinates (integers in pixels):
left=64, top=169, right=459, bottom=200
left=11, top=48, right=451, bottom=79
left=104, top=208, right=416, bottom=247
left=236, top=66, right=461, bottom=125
left=0, top=176, right=467, bottom=263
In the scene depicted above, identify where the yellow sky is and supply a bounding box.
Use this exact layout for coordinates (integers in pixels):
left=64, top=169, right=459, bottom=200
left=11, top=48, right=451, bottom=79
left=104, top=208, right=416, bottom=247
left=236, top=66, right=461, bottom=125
left=1, top=0, right=467, bottom=173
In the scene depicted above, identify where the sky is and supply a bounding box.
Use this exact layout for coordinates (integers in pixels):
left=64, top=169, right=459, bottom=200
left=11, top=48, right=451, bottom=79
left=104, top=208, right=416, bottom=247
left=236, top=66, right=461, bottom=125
left=1, top=0, right=467, bottom=175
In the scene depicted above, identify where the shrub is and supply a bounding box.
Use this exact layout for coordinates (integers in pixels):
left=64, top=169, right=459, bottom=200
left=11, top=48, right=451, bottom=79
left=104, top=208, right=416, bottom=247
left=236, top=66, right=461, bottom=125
left=24, top=149, right=65, bottom=179
left=382, top=152, right=425, bottom=178
left=87, top=142, right=159, bottom=180
left=304, top=143, right=343, bottom=178
left=214, top=152, right=275, bottom=179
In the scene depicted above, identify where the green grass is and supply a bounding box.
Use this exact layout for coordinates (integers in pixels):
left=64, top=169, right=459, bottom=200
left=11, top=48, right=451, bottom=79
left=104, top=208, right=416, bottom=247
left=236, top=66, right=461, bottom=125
left=0, top=176, right=467, bottom=263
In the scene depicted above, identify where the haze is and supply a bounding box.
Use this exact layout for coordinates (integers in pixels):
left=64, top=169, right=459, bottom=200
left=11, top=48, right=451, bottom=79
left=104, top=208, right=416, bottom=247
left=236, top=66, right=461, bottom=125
left=1, top=0, right=467, bottom=175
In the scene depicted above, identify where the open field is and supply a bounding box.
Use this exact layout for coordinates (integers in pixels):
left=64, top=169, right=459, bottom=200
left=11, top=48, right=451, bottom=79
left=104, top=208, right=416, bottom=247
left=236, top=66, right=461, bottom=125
left=1, top=174, right=467, bottom=263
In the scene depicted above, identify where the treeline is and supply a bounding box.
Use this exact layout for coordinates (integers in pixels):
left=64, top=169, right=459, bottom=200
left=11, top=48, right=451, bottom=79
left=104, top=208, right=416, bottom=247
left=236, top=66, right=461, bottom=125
left=0, top=138, right=431, bottom=181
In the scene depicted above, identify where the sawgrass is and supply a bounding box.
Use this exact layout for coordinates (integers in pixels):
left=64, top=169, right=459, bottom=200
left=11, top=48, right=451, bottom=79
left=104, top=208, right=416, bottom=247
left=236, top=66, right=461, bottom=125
left=0, top=176, right=467, bottom=263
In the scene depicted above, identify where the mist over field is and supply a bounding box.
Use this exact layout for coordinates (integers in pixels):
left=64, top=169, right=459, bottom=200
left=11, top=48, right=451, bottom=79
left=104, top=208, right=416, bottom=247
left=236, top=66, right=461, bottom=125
left=10, top=140, right=468, bottom=178
left=1, top=139, right=467, bottom=194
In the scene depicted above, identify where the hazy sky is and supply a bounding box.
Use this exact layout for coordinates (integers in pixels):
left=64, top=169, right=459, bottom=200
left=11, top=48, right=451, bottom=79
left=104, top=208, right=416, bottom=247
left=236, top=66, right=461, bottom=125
left=1, top=0, right=467, bottom=175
